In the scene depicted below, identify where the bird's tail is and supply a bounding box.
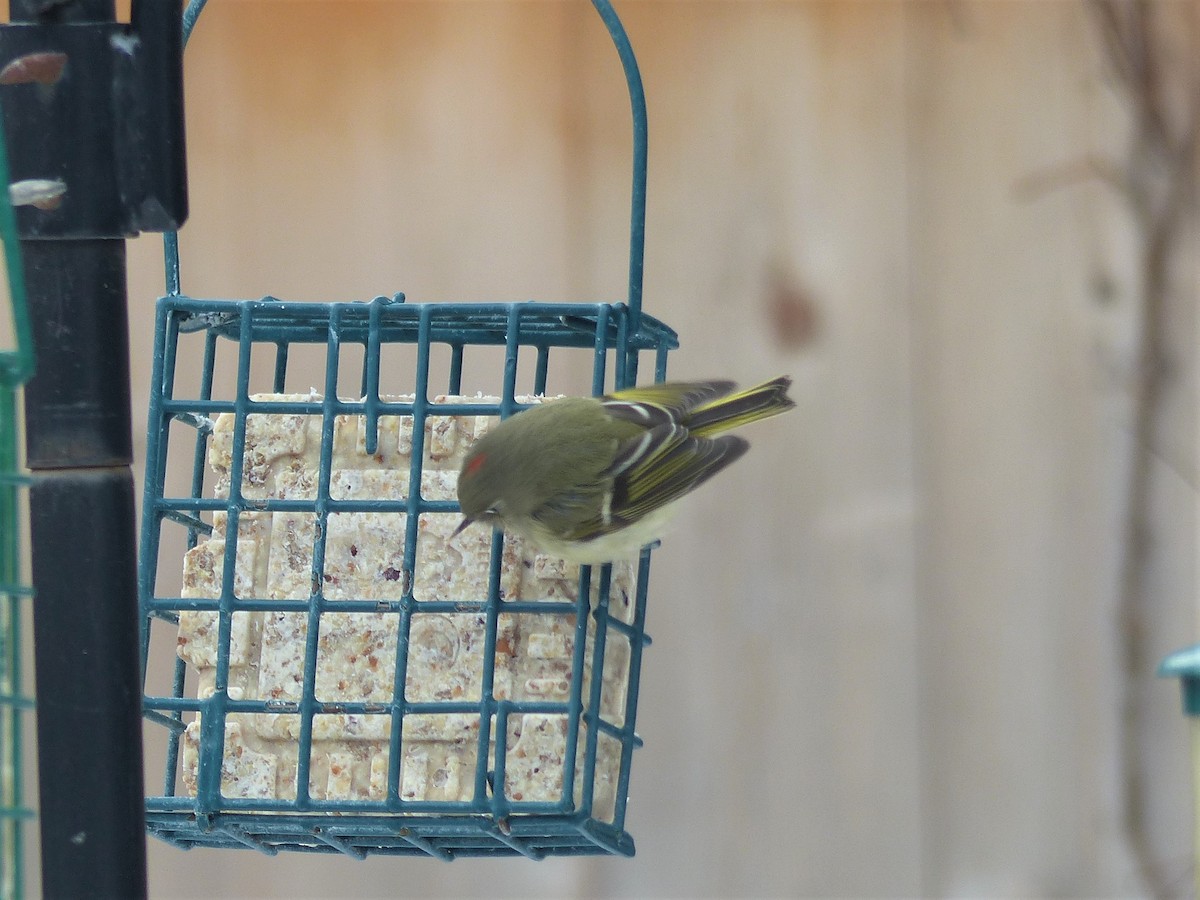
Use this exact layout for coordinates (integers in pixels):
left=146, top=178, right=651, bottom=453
left=684, top=375, right=795, bottom=437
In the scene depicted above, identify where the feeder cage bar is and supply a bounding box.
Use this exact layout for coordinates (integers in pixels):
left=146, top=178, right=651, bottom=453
left=0, top=72, right=33, bottom=900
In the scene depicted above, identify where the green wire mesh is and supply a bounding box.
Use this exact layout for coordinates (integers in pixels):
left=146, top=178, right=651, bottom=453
left=0, top=88, right=34, bottom=900
left=139, top=298, right=675, bottom=858
left=138, top=0, right=677, bottom=859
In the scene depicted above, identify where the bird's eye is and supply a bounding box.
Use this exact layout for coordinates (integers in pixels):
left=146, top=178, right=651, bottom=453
left=476, top=505, right=503, bottom=524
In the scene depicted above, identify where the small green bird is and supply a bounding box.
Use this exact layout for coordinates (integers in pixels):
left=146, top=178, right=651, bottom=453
left=453, top=376, right=795, bottom=563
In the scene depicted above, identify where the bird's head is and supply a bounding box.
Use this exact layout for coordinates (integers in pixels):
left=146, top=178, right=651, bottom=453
left=452, top=446, right=505, bottom=538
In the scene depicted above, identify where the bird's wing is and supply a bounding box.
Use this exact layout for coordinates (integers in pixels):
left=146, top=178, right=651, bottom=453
left=547, top=423, right=748, bottom=542
left=601, top=380, right=735, bottom=423
left=609, top=427, right=749, bottom=525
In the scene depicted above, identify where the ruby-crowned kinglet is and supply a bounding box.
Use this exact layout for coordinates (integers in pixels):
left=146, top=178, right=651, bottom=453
left=453, top=376, right=794, bottom=563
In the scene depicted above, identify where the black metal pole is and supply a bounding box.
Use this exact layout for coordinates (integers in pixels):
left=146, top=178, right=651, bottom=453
left=23, top=241, right=146, bottom=900
left=0, top=1, right=186, bottom=896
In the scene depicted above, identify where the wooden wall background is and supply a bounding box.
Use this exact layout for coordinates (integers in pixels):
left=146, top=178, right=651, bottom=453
left=14, top=0, right=1200, bottom=896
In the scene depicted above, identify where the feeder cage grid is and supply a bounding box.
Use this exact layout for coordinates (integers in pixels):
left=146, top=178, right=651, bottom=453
left=0, top=81, right=33, bottom=899
left=139, top=298, right=676, bottom=860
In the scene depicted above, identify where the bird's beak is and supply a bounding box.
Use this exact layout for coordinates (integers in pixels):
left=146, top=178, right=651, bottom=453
left=450, top=517, right=473, bottom=539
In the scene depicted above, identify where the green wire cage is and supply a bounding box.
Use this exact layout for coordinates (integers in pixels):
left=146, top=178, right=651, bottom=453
left=0, top=89, right=34, bottom=899
left=139, top=0, right=677, bottom=859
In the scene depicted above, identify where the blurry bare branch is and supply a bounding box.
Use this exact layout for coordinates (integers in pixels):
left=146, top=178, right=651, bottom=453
left=1083, top=2, right=1200, bottom=897
left=1027, top=2, right=1200, bottom=895
left=1011, top=154, right=1125, bottom=201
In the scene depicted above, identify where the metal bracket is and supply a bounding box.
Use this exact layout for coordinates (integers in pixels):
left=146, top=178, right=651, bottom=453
left=0, top=0, right=187, bottom=239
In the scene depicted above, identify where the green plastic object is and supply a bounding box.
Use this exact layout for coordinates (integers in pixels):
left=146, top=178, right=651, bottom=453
left=0, top=87, right=35, bottom=900
left=1158, top=643, right=1200, bottom=900
left=139, top=0, right=677, bottom=859
left=1158, top=644, right=1200, bottom=716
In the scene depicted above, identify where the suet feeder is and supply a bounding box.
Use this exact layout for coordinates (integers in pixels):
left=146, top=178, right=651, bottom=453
left=139, top=0, right=677, bottom=859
